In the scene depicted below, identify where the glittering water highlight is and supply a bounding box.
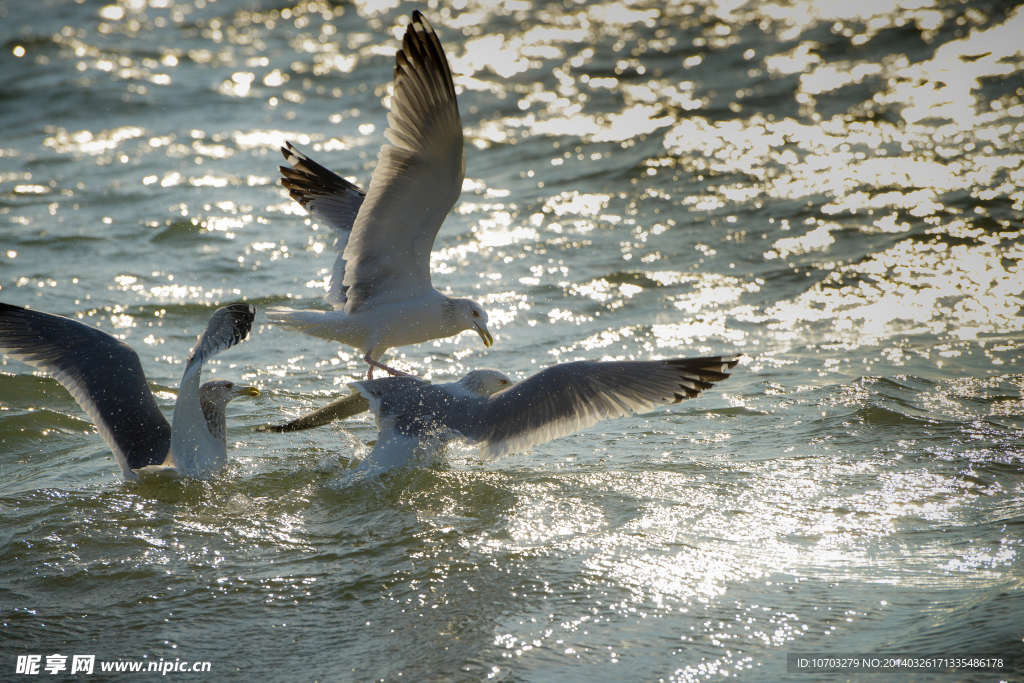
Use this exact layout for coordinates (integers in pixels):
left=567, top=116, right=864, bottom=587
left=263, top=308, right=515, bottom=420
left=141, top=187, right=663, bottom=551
left=1, top=0, right=1023, bottom=680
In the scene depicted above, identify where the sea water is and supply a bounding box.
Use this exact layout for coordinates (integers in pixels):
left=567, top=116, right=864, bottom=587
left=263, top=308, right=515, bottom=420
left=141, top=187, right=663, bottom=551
left=1, top=0, right=1022, bottom=681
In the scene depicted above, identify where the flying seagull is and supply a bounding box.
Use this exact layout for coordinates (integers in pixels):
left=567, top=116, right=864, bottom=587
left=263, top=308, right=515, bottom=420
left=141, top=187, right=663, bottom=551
left=267, top=11, right=493, bottom=380
left=0, top=302, right=259, bottom=483
left=262, top=355, right=740, bottom=474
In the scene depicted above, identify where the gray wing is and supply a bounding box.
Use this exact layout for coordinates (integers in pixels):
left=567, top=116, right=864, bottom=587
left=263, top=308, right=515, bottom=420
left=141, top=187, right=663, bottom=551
left=354, top=376, right=439, bottom=426
left=180, top=303, right=256, bottom=379
left=0, top=302, right=170, bottom=477
left=279, top=142, right=366, bottom=309
left=170, top=304, right=256, bottom=475
left=354, top=376, right=478, bottom=436
left=351, top=376, right=475, bottom=474
left=341, top=11, right=465, bottom=312
left=467, top=356, right=741, bottom=460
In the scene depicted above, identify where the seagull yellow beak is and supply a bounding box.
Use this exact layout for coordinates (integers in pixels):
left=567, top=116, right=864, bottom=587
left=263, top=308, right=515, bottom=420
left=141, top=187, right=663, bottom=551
left=474, top=323, right=493, bottom=348
left=234, top=385, right=261, bottom=398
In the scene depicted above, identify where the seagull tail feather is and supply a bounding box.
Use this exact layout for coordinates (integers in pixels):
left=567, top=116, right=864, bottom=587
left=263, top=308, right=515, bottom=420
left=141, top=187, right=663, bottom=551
left=264, top=307, right=347, bottom=341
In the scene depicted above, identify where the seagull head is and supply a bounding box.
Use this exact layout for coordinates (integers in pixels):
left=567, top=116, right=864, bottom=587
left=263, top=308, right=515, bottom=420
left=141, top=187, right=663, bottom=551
left=453, top=298, right=493, bottom=348
left=199, top=379, right=261, bottom=411
left=458, top=368, right=514, bottom=397
left=197, top=379, right=260, bottom=442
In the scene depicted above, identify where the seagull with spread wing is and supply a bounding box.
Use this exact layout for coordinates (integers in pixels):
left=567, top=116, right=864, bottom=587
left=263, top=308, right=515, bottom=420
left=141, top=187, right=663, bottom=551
left=262, top=355, right=740, bottom=474
left=0, top=302, right=259, bottom=483
left=266, top=11, right=493, bottom=379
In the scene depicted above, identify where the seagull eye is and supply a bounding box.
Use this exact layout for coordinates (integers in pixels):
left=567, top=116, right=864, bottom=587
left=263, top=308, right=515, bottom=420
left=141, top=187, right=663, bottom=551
left=472, top=310, right=480, bottom=317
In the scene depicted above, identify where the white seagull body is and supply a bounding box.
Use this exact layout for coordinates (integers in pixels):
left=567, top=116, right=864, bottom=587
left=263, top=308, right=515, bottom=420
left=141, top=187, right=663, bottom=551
left=0, top=302, right=259, bottom=483
left=267, top=11, right=493, bottom=379
left=264, top=355, right=740, bottom=475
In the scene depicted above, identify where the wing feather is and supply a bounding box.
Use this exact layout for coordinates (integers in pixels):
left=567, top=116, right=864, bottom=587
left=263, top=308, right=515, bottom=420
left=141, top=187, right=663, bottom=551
left=278, top=142, right=366, bottom=309
left=170, top=304, right=256, bottom=476
left=341, top=11, right=464, bottom=312
left=469, top=356, right=740, bottom=460
left=0, top=302, right=170, bottom=478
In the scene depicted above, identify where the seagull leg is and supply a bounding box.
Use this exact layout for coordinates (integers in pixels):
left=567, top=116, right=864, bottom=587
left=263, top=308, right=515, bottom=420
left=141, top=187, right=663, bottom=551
left=363, top=353, right=412, bottom=378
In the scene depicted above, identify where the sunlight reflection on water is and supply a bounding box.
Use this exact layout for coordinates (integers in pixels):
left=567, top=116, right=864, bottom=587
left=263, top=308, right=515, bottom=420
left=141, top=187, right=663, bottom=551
left=1, top=0, right=1023, bottom=679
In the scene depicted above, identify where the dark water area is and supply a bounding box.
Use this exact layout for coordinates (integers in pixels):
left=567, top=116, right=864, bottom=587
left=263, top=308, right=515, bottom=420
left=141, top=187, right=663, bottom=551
left=1, top=0, right=1023, bottom=680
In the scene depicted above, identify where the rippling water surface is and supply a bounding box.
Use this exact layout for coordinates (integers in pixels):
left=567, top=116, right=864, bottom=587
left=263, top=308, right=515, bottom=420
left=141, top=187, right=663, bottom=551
left=2, top=0, right=1023, bottom=680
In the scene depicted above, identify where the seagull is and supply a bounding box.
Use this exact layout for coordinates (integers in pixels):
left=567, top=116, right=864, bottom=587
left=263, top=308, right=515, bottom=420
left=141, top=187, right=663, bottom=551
left=266, top=11, right=493, bottom=380
left=0, top=302, right=259, bottom=483
left=262, top=355, right=740, bottom=474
